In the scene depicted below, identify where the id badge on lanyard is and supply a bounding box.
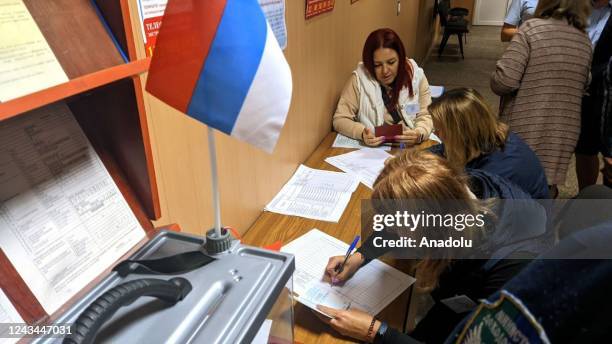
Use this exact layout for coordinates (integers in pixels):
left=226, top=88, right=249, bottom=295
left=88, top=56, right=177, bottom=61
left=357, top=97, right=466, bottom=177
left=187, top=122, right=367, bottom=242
left=404, top=103, right=420, bottom=122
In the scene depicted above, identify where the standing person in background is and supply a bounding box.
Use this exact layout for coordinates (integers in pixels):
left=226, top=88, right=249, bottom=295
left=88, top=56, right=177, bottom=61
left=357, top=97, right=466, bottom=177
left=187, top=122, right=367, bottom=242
left=333, top=28, right=433, bottom=147
left=501, top=0, right=539, bottom=41
left=491, top=0, right=592, bottom=198
left=575, top=0, right=612, bottom=190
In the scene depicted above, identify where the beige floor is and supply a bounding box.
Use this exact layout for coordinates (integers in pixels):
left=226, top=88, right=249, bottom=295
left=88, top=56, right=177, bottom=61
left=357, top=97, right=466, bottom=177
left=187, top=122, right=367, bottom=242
left=421, top=25, right=589, bottom=198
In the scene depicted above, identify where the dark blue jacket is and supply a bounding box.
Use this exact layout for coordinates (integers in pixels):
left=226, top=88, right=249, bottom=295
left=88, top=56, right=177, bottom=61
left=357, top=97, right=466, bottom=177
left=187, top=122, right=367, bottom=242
left=446, top=221, right=612, bottom=344
left=430, top=132, right=549, bottom=199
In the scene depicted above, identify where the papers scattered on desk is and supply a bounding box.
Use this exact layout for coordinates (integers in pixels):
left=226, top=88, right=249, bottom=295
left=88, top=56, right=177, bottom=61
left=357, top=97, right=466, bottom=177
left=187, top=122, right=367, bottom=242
left=430, top=85, right=445, bottom=98
left=0, top=103, right=146, bottom=314
left=325, top=148, right=393, bottom=189
left=332, top=133, right=391, bottom=151
left=265, top=165, right=359, bottom=222
left=283, top=229, right=415, bottom=316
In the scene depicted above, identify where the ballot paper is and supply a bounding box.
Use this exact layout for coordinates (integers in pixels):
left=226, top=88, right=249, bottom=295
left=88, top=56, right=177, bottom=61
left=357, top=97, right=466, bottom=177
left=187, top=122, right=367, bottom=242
left=332, top=133, right=391, bottom=151
left=283, top=229, right=415, bottom=316
left=325, top=148, right=393, bottom=189
left=429, top=132, right=442, bottom=143
left=0, top=290, right=23, bottom=344
left=0, top=102, right=146, bottom=314
left=265, top=165, right=359, bottom=222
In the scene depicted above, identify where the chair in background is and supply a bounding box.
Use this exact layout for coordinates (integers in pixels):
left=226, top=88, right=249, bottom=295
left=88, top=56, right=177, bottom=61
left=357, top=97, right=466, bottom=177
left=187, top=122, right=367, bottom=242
left=438, top=0, right=470, bottom=59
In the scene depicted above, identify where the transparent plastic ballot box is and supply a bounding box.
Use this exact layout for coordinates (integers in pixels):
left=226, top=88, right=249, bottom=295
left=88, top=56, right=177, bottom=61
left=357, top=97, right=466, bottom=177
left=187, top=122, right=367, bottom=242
left=32, top=230, right=295, bottom=344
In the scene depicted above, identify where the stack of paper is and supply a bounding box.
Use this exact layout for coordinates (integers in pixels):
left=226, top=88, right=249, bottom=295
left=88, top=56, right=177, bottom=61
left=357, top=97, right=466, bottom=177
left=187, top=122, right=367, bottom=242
left=282, top=229, right=415, bottom=316
left=332, top=133, right=391, bottom=151
left=265, top=165, right=359, bottom=222
left=325, top=148, right=393, bottom=189
left=0, top=103, right=146, bottom=314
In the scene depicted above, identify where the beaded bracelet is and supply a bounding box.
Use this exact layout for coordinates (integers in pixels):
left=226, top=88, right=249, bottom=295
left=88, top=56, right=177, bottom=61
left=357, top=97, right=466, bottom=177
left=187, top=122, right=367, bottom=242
left=367, top=316, right=377, bottom=339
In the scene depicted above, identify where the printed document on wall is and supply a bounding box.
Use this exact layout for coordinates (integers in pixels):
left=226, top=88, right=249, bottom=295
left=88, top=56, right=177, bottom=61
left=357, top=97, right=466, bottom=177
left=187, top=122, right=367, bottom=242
left=0, top=102, right=146, bottom=314
left=0, top=0, right=68, bottom=101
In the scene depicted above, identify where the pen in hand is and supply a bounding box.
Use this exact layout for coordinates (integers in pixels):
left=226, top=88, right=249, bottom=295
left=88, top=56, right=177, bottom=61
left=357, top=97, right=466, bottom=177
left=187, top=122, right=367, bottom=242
left=331, top=235, right=360, bottom=287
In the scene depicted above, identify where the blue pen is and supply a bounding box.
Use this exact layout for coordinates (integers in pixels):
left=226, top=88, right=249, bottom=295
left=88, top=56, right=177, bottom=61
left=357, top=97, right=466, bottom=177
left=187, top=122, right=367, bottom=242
left=332, top=235, right=360, bottom=286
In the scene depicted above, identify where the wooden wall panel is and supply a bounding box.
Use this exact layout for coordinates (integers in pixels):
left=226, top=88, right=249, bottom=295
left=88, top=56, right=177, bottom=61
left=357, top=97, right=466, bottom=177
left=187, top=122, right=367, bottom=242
left=126, top=0, right=439, bottom=235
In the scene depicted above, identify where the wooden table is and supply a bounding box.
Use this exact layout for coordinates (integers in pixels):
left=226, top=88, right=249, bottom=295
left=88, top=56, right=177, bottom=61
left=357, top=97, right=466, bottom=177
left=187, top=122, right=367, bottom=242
left=242, top=132, right=436, bottom=344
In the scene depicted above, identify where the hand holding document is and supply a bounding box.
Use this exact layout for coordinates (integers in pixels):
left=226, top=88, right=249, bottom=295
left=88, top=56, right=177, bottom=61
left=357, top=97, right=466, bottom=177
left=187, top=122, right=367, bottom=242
left=282, top=229, right=415, bottom=316
left=265, top=165, right=359, bottom=222
left=325, top=148, right=393, bottom=189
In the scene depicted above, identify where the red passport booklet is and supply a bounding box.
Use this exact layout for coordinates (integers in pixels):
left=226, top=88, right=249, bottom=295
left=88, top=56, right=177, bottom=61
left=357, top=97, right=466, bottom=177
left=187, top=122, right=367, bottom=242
left=375, top=124, right=403, bottom=142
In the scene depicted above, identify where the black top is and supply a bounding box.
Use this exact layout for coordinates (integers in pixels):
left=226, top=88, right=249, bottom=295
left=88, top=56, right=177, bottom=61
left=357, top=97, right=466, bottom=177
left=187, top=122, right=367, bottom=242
left=591, top=14, right=612, bottom=95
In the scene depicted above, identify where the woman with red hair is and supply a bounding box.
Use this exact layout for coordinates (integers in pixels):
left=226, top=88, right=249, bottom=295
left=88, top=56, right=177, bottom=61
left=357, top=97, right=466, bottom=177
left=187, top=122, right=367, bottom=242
left=333, top=28, right=434, bottom=147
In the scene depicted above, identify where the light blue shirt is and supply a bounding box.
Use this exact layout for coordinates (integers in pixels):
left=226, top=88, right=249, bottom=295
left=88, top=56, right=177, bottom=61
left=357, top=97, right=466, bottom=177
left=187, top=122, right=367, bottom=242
left=587, top=0, right=612, bottom=46
left=504, top=0, right=538, bottom=26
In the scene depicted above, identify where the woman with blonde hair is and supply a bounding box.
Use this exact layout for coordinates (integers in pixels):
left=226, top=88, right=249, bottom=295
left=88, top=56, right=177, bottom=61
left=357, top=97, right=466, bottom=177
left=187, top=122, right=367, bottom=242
left=429, top=88, right=549, bottom=199
left=317, top=150, right=547, bottom=344
left=491, top=0, right=592, bottom=197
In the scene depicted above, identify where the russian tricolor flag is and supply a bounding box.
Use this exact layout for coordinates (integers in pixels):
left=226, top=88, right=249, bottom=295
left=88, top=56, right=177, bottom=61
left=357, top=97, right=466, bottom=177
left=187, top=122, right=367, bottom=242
left=146, top=0, right=292, bottom=153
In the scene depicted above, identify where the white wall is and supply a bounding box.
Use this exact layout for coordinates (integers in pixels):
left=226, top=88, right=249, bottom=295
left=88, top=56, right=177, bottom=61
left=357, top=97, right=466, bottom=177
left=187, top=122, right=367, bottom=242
left=474, top=0, right=511, bottom=25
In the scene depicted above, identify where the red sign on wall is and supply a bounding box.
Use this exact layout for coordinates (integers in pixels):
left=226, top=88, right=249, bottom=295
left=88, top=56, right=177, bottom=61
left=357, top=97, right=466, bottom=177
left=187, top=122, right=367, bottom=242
left=305, top=0, right=335, bottom=19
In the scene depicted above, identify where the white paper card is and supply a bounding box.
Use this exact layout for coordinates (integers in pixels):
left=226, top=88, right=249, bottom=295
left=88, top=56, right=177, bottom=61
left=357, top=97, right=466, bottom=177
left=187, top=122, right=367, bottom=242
left=0, top=102, right=146, bottom=314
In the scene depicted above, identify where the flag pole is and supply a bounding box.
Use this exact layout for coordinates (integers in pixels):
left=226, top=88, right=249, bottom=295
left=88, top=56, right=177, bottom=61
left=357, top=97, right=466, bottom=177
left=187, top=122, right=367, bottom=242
left=207, top=126, right=222, bottom=238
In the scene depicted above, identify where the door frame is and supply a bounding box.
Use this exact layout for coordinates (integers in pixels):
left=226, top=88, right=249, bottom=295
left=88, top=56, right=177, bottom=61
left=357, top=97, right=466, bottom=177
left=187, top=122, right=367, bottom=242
left=473, top=0, right=511, bottom=25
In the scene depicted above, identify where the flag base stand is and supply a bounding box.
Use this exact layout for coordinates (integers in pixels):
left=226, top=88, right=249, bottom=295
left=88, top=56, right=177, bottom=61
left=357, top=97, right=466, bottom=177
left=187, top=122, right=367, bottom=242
left=205, top=227, right=235, bottom=254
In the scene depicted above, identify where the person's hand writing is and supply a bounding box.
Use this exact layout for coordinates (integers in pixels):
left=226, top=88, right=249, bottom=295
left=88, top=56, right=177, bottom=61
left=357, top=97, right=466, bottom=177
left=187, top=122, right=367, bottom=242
left=324, top=253, right=364, bottom=285
left=394, top=128, right=421, bottom=146
left=362, top=128, right=385, bottom=147
left=315, top=305, right=381, bottom=343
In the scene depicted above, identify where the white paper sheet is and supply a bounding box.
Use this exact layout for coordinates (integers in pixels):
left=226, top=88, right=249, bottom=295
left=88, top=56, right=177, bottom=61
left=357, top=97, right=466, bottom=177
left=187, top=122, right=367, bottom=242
left=265, top=165, right=359, bottom=222
left=259, top=0, right=287, bottom=50
left=282, top=229, right=415, bottom=315
left=429, top=132, right=442, bottom=143
left=0, top=290, right=23, bottom=344
left=250, top=319, right=273, bottom=344
left=0, top=102, right=146, bottom=314
left=0, top=0, right=68, bottom=101
left=430, top=85, right=445, bottom=98
left=325, top=148, right=393, bottom=189
left=331, top=134, right=392, bottom=151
